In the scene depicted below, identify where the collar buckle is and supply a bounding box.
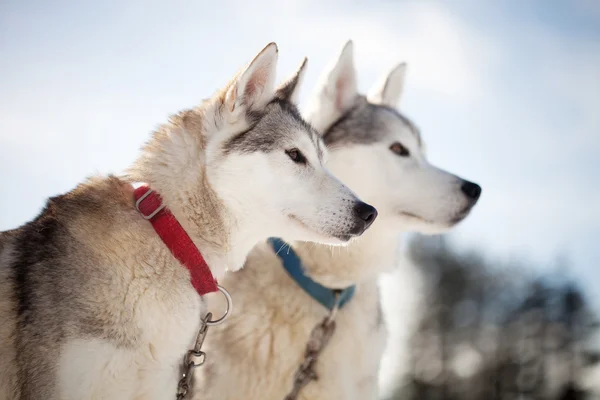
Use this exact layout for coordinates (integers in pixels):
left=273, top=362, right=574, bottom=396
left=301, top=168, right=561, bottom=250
left=135, top=189, right=166, bottom=220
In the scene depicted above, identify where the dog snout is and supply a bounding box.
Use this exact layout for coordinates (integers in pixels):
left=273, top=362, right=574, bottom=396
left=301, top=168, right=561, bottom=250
left=350, top=202, right=378, bottom=234
left=460, top=180, right=482, bottom=202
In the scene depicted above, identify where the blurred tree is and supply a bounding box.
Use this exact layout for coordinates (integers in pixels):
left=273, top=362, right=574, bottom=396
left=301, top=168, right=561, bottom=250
left=385, top=235, right=599, bottom=400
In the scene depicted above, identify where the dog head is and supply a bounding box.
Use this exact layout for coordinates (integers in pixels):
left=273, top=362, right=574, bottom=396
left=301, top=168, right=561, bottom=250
left=209, top=44, right=377, bottom=246
left=133, top=43, right=376, bottom=269
left=305, top=41, right=481, bottom=235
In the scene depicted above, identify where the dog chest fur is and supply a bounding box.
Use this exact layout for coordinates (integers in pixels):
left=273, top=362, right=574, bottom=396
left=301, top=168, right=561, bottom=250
left=195, top=241, right=388, bottom=400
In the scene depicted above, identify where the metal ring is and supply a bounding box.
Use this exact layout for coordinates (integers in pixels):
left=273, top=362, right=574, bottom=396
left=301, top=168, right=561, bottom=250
left=206, top=285, right=232, bottom=326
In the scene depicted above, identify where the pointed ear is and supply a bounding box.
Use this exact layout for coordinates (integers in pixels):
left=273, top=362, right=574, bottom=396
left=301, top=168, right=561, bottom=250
left=305, top=40, right=357, bottom=132
left=325, top=40, right=357, bottom=112
left=275, top=57, right=308, bottom=104
left=224, top=42, right=278, bottom=115
left=367, top=63, right=407, bottom=107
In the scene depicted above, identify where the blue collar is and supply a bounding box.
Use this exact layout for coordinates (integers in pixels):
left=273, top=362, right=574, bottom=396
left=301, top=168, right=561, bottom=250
left=268, top=238, right=355, bottom=311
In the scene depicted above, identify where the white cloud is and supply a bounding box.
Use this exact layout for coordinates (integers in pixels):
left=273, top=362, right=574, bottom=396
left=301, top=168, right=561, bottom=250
left=374, top=3, right=500, bottom=105
left=224, top=0, right=498, bottom=107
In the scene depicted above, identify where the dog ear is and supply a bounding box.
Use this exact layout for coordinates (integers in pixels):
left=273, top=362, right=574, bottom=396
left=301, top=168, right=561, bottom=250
left=305, top=40, right=357, bottom=133
left=367, top=63, right=406, bottom=107
left=224, top=42, right=279, bottom=116
left=275, top=57, right=307, bottom=104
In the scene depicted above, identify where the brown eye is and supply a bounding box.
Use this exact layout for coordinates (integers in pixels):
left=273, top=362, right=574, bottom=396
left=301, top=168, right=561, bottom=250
left=285, top=148, right=307, bottom=164
left=390, top=142, right=410, bottom=157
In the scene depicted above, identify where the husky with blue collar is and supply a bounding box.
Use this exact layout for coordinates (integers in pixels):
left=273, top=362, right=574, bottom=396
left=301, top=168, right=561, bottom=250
left=195, top=40, right=482, bottom=400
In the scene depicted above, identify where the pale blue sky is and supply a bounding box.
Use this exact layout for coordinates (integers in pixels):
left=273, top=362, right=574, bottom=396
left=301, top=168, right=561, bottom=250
left=1, top=1, right=599, bottom=300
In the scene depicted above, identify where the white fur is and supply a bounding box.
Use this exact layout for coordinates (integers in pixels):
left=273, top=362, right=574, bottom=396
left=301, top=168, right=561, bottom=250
left=54, top=227, right=205, bottom=400
left=304, top=40, right=357, bottom=133
left=195, top=42, right=480, bottom=400
left=225, top=43, right=278, bottom=114
left=35, top=43, right=369, bottom=399
left=367, top=63, right=407, bottom=107
left=132, top=43, right=367, bottom=276
left=59, top=290, right=202, bottom=400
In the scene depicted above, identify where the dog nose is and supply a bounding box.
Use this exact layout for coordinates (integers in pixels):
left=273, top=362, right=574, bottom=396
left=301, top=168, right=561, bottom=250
left=353, top=202, right=378, bottom=229
left=461, top=180, right=482, bottom=201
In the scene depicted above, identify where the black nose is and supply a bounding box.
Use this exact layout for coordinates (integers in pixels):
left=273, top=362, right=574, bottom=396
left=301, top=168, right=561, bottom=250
left=353, top=202, right=378, bottom=229
left=461, top=180, right=482, bottom=201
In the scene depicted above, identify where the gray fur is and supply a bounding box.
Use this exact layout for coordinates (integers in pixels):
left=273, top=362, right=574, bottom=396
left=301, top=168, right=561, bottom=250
left=224, top=99, right=324, bottom=161
left=322, top=96, right=422, bottom=148
left=0, top=178, right=146, bottom=398
left=274, top=57, right=307, bottom=103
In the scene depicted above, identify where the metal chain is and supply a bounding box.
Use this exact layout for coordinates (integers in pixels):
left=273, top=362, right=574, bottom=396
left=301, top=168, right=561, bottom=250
left=176, top=312, right=212, bottom=399
left=283, top=292, right=341, bottom=400
left=175, top=285, right=232, bottom=399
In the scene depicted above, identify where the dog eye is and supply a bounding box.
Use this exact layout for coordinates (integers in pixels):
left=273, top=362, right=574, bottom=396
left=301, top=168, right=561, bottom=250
left=285, top=148, right=307, bottom=164
left=390, top=142, right=410, bottom=157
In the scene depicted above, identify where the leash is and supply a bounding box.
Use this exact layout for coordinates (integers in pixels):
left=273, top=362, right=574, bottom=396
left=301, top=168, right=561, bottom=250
left=175, top=287, right=232, bottom=399
left=134, top=186, right=232, bottom=399
left=268, top=238, right=355, bottom=400
left=284, top=291, right=341, bottom=400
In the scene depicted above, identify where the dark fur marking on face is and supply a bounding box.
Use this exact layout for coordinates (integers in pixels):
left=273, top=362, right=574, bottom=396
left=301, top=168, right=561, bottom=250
left=223, top=121, right=277, bottom=155
left=378, top=105, right=422, bottom=148
left=222, top=98, right=324, bottom=161
left=321, top=105, right=360, bottom=146
left=322, top=97, right=422, bottom=149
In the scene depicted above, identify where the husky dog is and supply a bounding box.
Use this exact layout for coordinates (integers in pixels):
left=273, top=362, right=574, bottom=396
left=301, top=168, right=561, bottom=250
left=0, top=43, right=377, bottom=400
left=195, top=41, right=482, bottom=400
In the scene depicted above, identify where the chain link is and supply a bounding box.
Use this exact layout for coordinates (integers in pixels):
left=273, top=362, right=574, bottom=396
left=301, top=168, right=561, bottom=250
left=176, top=312, right=212, bottom=400
left=283, top=292, right=341, bottom=400
left=175, top=285, right=232, bottom=399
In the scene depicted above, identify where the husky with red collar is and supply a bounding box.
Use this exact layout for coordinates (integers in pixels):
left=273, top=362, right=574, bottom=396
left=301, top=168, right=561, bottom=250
left=195, top=41, right=482, bottom=400
left=0, top=43, right=377, bottom=400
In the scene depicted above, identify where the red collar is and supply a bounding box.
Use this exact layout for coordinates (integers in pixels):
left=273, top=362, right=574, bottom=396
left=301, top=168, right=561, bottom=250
left=133, top=185, right=218, bottom=296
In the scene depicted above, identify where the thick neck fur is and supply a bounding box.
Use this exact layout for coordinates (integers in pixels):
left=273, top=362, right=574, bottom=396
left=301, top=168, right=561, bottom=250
left=126, top=101, right=256, bottom=278
left=290, top=217, right=403, bottom=288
